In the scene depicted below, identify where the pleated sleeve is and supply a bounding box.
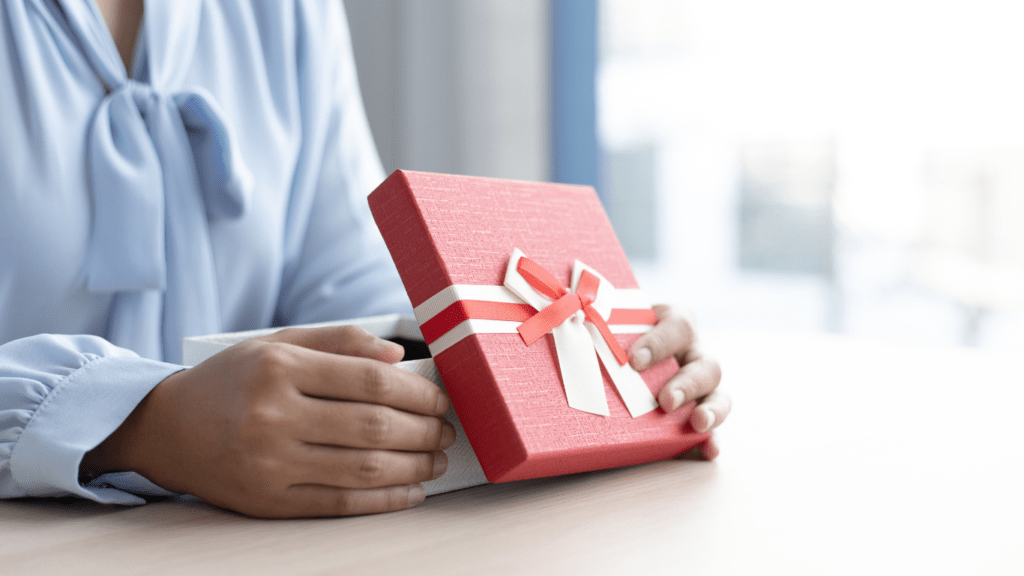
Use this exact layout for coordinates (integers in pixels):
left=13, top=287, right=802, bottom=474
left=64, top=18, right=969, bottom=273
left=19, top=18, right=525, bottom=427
left=0, top=334, right=181, bottom=504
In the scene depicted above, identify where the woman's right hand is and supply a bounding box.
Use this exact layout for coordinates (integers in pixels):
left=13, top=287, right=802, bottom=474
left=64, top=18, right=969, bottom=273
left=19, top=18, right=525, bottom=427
left=81, top=326, right=454, bottom=518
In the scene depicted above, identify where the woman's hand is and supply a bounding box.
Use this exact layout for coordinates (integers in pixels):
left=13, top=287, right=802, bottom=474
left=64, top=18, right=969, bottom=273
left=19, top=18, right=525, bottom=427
left=82, top=326, right=454, bottom=518
left=627, top=305, right=730, bottom=460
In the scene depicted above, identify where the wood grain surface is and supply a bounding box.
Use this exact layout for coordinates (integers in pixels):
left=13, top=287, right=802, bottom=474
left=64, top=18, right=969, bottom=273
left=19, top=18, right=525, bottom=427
left=3, top=330, right=1021, bottom=575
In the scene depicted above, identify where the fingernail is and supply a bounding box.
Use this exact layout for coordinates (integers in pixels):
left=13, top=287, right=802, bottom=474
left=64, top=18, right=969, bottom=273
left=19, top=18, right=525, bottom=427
left=407, top=484, right=426, bottom=507
left=431, top=452, right=448, bottom=479
left=632, top=347, right=652, bottom=370
left=699, top=407, right=716, bottom=432
left=671, top=388, right=685, bottom=410
left=440, top=422, right=456, bottom=448
left=435, top=394, right=450, bottom=415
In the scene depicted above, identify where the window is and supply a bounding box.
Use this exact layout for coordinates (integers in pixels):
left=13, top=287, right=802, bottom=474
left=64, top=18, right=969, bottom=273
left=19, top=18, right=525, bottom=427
left=598, top=0, right=1024, bottom=347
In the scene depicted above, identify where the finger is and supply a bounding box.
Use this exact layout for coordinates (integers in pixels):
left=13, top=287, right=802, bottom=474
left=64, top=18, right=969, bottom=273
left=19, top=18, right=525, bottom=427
left=297, top=446, right=447, bottom=489
left=260, top=325, right=405, bottom=363
left=628, top=305, right=696, bottom=371
left=688, top=390, right=731, bottom=433
left=282, top=483, right=427, bottom=518
left=298, top=400, right=456, bottom=451
left=656, top=352, right=722, bottom=412
left=294, top=352, right=449, bottom=416
left=700, top=434, right=720, bottom=460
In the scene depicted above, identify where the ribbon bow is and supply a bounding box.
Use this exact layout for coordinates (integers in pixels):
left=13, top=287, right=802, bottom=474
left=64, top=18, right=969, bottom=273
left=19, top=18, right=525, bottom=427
left=55, top=0, right=251, bottom=361
left=85, top=83, right=253, bottom=293
left=504, top=249, right=658, bottom=417
left=515, top=258, right=631, bottom=366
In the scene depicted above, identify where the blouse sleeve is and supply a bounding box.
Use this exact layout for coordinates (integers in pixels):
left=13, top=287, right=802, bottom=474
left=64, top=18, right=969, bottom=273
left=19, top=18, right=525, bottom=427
left=273, top=0, right=412, bottom=326
left=0, top=334, right=182, bottom=504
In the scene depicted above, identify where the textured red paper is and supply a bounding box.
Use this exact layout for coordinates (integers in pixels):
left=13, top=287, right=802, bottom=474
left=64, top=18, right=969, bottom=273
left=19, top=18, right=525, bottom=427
left=369, top=170, right=709, bottom=482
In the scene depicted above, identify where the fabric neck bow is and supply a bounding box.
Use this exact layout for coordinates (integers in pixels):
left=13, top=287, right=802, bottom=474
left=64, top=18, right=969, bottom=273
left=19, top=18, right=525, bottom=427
left=59, top=0, right=252, bottom=361
left=503, top=249, right=659, bottom=417
left=85, top=84, right=252, bottom=292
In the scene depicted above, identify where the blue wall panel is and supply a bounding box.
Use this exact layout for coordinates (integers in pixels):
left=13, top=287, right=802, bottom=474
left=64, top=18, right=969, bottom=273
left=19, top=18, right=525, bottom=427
left=551, top=0, right=601, bottom=201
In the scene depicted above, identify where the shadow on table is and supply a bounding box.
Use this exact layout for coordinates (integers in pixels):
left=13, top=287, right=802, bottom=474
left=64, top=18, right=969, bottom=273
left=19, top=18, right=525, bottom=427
left=2, top=494, right=207, bottom=522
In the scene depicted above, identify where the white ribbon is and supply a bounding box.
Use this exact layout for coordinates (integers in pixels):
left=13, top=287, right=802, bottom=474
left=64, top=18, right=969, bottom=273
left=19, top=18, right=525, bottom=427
left=503, top=249, right=659, bottom=418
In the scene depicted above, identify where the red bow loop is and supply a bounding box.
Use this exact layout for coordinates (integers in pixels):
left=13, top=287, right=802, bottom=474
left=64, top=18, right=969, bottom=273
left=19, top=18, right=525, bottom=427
left=515, top=258, right=630, bottom=366
left=515, top=257, right=567, bottom=301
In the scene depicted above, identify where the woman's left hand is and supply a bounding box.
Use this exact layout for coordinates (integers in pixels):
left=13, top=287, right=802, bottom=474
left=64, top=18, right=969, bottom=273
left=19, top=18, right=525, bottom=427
left=627, top=304, right=730, bottom=460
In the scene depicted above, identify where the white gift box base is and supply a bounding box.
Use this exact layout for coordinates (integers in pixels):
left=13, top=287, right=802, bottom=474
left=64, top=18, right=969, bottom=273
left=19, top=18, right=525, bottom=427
left=183, top=314, right=489, bottom=496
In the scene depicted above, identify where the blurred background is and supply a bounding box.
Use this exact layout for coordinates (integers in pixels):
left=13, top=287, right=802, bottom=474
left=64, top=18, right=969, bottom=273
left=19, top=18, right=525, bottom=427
left=345, top=0, right=1024, bottom=350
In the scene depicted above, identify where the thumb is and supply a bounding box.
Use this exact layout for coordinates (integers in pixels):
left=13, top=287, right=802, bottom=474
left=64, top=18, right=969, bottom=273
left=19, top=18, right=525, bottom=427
left=257, top=325, right=406, bottom=363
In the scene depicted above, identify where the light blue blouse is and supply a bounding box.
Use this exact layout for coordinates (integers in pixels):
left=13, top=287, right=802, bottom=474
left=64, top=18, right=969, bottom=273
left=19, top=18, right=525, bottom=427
left=0, top=0, right=409, bottom=504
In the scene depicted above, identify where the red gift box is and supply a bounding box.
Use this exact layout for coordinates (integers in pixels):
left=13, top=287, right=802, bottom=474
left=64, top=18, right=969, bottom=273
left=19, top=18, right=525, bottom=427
left=369, top=170, right=709, bottom=482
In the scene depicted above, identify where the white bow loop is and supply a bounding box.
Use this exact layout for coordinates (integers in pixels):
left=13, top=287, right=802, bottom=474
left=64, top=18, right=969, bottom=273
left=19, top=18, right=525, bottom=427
left=504, top=249, right=659, bottom=417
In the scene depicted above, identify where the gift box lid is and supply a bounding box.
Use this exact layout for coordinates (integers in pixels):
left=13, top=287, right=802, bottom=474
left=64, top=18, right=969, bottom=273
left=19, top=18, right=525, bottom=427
left=369, top=170, right=708, bottom=483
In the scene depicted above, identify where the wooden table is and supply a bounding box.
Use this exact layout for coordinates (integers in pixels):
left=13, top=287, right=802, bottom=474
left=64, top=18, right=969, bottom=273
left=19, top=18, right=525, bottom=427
left=3, top=330, right=1022, bottom=575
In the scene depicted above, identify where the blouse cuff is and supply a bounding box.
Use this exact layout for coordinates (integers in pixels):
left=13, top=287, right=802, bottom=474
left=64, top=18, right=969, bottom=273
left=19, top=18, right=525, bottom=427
left=9, top=355, right=183, bottom=505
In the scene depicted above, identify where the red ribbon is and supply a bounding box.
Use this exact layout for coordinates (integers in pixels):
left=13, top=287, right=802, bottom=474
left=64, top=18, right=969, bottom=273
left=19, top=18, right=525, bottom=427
left=417, top=300, right=656, bottom=346
left=515, top=257, right=630, bottom=366
left=419, top=300, right=537, bottom=345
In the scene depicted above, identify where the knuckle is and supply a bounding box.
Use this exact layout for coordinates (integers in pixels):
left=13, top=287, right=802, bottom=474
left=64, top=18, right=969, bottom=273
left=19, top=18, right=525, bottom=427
left=657, top=305, right=695, bottom=337
left=338, top=324, right=370, bottom=343
left=244, top=453, right=285, bottom=488
left=245, top=403, right=287, bottom=431
left=355, top=451, right=387, bottom=484
left=330, top=490, right=357, bottom=515
left=361, top=362, right=393, bottom=400
left=250, top=342, right=294, bottom=380
left=252, top=451, right=283, bottom=475
left=644, top=329, right=671, bottom=356
left=642, top=313, right=696, bottom=363
left=670, top=314, right=695, bottom=345
left=695, top=358, right=720, bottom=389
left=678, top=378, right=700, bottom=400
left=361, top=407, right=393, bottom=445
left=681, top=358, right=721, bottom=399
